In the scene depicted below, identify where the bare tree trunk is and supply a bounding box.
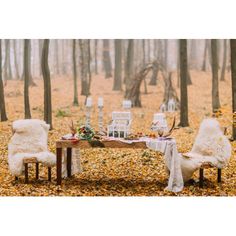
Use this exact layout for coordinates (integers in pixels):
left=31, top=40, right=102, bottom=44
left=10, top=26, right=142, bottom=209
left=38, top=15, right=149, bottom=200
left=38, top=39, right=43, bottom=77
left=125, top=39, right=134, bottom=97
left=220, top=39, right=227, bottom=81
left=23, top=39, right=31, bottom=119
left=211, top=39, right=221, bottom=113
left=28, top=40, right=36, bottom=86
left=230, top=39, right=236, bottom=140
left=87, top=39, right=92, bottom=95
left=54, top=39, right=60, bottom=75
left=179, top=39, right=189, bottom=127
left=102, top=39, right=112, bottom=78
left=164, top=39, right=168, bottom=71
left=141, top=40, right=148, bottom=93
left=13, top=40, right=20, bottom=79
left=72, top=39, right=78, bottom=106
left=201, top=39, right=208, bottom=71
left=94, top=39, right=98, bottom=74
left=113, top=39, right=122, bottom=91
left=79, top=39, right=89, bottom=96
left=41, top=39, right=52, bottom=129
left=4, top=39, right=12, bottom=81
left=0, top=40, right=7, bottom=121
left=162, top=72, right=180, bottom=109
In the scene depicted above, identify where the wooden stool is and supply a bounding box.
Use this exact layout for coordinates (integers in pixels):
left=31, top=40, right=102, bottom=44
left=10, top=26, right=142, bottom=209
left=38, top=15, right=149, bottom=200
left=199, top=162, right=222, bottom=188
left=15, top=157, right=52, bottom=184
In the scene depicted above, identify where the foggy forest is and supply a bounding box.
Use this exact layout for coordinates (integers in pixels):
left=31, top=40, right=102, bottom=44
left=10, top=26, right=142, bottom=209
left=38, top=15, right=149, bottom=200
left=0, top=39, right=236, bottom=196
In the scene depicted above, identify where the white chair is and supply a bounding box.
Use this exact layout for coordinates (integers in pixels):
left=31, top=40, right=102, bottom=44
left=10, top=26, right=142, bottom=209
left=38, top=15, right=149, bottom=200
left=8, top=119, right=56, bottom=183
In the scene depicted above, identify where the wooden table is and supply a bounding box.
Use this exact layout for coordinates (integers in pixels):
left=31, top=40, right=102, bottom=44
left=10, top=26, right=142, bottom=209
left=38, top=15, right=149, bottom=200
left=56, top=139, right=147, bottom=185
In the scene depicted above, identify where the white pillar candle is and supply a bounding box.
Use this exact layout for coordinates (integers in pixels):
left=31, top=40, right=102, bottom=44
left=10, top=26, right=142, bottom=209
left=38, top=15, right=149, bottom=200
left=98, top=97, right=103, bottom=107
left=86, top=97, right=92, bottom=107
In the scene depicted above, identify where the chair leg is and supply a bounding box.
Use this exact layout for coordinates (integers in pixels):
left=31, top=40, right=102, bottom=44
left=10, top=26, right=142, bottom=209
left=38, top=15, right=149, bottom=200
left=199, top=168, right=204, bottom=188
left=25, top=163, right=29, bottom=184
left=217, top=168, right=222, bottom=183
left=48, top=167, right=51, bottom=181
left=15, top=176, right=19, bottom=181
left=35, top=163, right=39, bottom=180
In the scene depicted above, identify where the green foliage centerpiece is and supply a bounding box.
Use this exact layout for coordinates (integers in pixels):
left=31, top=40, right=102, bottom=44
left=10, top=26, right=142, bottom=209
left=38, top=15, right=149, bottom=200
left=77, top=125, right=95, bottom=141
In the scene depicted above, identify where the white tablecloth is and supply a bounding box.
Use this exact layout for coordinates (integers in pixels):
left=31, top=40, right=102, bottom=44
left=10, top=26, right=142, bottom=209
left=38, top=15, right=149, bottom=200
left=145, top=138, right=184, bottom=193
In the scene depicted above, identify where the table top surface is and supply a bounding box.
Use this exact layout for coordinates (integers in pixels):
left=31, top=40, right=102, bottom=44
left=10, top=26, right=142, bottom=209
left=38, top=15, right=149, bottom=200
left=56, top=139, right=148, bottom=149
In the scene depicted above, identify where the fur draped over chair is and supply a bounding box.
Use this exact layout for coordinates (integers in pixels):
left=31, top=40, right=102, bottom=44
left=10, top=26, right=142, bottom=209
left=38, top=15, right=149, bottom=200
left=180, top=118, right=232, bottom=182
left=8, top=119, right=56, bottom=176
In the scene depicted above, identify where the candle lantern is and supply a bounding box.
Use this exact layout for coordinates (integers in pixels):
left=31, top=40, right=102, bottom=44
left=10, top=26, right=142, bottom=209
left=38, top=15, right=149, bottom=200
left=167, top=99, right=176, bottom=112
left=151, top=113, right=168, bottom=136
left=160, top=103, right=166, bottom=113
left=122, top=100, right=132, bottom=109
left=98, top=97, right=104, bottom=132
left=85, top=97, right=92, bottom=127
left=107, top=111, right=132, bottom=138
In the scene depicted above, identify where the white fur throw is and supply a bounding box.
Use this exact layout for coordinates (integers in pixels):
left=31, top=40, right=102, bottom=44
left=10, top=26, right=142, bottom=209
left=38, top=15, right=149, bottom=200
left=180, top=118, right=232, bottom=182
left=8, top=119, right=56, bottom=176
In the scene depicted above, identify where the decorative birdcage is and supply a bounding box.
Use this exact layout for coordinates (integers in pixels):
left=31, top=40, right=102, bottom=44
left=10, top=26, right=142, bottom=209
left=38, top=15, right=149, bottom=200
left=151, top=113, right=168, bottom=132
left=122, top=100, right=132, bottom=109
left=107, top=111, right=132, bottom=138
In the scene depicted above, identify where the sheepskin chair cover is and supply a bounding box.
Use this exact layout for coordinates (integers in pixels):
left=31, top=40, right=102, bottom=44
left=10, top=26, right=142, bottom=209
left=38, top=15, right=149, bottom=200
left=8, top=119, right=56, bottom=176
left=180, top=118, right=232, bottom=182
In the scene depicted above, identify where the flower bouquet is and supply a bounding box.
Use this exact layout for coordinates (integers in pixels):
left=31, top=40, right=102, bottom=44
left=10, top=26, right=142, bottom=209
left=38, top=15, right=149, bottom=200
left=77, top=125, right=95, bottom=140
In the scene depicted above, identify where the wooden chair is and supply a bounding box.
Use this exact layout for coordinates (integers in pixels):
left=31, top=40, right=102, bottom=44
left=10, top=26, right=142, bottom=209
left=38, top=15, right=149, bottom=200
left=15, top=157, right=52, bottom=184
left=199, top=162, right=222, bottom=188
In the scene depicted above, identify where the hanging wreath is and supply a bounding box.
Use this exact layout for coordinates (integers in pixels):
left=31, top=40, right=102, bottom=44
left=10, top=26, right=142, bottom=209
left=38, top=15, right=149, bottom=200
left=77, top=125, right=95, bottom=140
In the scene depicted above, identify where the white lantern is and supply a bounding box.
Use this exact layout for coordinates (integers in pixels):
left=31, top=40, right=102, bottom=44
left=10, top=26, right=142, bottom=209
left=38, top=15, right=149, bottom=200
left=122, top=100, right=132, bottom=109
left=151, top=113, right=168, bottom=132
left=167, top=99, right=175, bottom=112
left=160, top=103, right=166, bottom=113
left=107, top=111, right=132, bottom=138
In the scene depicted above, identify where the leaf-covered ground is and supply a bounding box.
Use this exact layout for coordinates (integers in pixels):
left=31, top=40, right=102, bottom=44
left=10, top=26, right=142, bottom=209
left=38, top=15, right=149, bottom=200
left=0, top=71, right=235, bottom=196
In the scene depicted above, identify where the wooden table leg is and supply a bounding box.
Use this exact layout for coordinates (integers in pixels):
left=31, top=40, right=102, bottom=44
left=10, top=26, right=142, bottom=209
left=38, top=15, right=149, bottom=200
left=35, top=163, right=39, bottom=180
left=217, top=168, right=222, bottom=183
left=56, top=147, right=62, bottom=185
left=67, top=147, right=72, bottom=178
left=25, top=163, right=29, bottom=184
left=48, top=167, right=52, bottom=181
left=199, top=168, right=204, bottom=188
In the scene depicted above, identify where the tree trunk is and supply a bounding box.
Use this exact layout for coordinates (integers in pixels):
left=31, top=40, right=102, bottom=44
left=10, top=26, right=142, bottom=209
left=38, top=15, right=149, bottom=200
left=41, top=39, right=52, bottom=129
left=179, top=39, right=189, bottom=127
left=201, top=39, right=208, bottom=71
left=102, top=39, right=112, bottom=78
left=211, top=39, right=221, bottom=113
left=87, top=39, right=92, bottom=95
left=38, top=39, right=43, bottom=77
left=149, top=61, right=158, bottom=85
left=23, top=39, right=31, bottom=119
left=141, top=40, right=148, bottom=93
left=54, top=39, right=60, bottom=75
left=113, top=39, right=122, bottom=91
left=164, top=39, right=168, bottom=71
left=94, top=39, right=98, bottom=74
left=125, top=63, right=152, bottom=107
left=13, top=39, right=20, bottom=79
left=72, top=39, right=78, bottom=106
left=0, top=40, right=8, bottom=121
left=28, top=40, right=36, bottom=86
left=79, top=39, right=89, bottom=96
left=230, top=39, right=236, bottom=140
left=162, top=72, right=180, bottom=109
left=4, top=39, right=12, bottom=81
left=220, top=39, right=227, bottom=81
left=125, top=39, right=134, bottom=97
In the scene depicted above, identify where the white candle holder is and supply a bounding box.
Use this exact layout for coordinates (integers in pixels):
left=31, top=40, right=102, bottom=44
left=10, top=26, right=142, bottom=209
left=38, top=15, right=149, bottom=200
left=98, top=97, right=104, bottom=132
